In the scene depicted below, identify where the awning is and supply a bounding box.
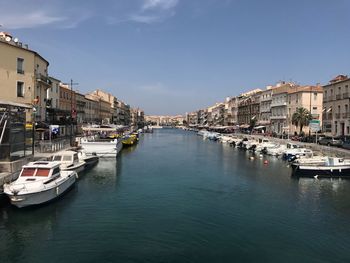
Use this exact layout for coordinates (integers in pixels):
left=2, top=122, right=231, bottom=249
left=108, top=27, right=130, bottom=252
left=240, top=124, right=250, bottom=129
left=253, top=126, right=265, bottom=129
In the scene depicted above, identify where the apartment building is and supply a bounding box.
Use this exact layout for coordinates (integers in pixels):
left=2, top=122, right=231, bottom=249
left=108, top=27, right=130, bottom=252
left=237, top=89, right=262, bottom=127
left=287, top=86, right=323, bottom=135
left=270, top=83, right=296, bottom=134
left=224, top=97, right=238, bottom=126
left=0, top=32, right=50, bottom=122
left=59, top=84, right=76, bottom=119
left=211, top=103, right=225, bottom=126
left=186, top=112, right=198, bottom=127
left=322, top=75, right=350, bottom=136
left=259, top=86, right=274, bottom=132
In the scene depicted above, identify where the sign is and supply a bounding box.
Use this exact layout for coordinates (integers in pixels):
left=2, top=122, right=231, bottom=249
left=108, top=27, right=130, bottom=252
left=309, top=120, right=321, bottom=132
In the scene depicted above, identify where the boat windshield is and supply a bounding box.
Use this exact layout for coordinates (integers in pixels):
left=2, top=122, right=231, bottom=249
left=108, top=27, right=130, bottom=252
left=53, top=155, right=62, bottom=161
left=36, top=168, right=51, bottom=177
left=63, top=155, right=72, bottom=161
left=21, top=168, right=36, bottom=176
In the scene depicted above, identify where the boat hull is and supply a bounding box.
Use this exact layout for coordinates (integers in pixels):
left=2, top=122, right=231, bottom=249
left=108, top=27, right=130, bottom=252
left=292, top=165, right=350, bottom=178
left=6, top=175, right=76, bottom=208
left=81, top=140, right=123, bottom=158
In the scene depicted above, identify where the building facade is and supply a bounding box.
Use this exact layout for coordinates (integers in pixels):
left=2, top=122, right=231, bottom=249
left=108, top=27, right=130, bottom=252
left=0, top=32, right=50, bottom=122
left=322, top=75, right=350, bottom=136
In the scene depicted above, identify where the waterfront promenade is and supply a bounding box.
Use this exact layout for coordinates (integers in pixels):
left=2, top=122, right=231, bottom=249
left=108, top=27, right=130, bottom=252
left=1, top=129, right=350, bottom=262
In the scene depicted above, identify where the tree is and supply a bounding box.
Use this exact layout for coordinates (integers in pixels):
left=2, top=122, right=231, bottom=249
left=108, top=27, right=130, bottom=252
left=292, top=107, right=312, bottom=135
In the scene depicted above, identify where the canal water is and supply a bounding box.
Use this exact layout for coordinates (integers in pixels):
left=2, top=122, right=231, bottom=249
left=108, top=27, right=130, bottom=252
left=1, top=129, right=350, bottom=262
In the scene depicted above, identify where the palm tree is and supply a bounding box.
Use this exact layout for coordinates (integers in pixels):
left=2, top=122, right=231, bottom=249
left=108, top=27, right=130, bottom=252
left=292, top=107, right=312, bottom=135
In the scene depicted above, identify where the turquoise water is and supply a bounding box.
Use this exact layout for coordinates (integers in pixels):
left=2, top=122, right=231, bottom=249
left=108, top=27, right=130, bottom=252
left=1, top=129, right=350, bottom=262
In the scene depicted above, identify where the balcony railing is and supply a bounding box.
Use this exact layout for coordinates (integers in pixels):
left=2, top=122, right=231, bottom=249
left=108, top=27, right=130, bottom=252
left=342, top=112, right=350, bottom=118
left=36, top=73, right=52, bottom=86
left=336, top=94, right=342, bottom=100
left=17, top=69, right=24, bottom=74
left=270, top=102, right=287, bottom=107
left=343, top=93, right=349, bottom=99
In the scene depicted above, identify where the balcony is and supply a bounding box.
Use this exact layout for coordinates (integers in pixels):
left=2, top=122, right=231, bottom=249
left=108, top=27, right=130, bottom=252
left=36, top=73, right=52, bottom=86
left=270, top=102, right=287, bottom=107
left=343, top=93, right=349, bottom=99
left=270, top=115, right=287, bottom=120
left=342, top=112, right=350, bottom=118
left=336, top=94, right=342, bottom=100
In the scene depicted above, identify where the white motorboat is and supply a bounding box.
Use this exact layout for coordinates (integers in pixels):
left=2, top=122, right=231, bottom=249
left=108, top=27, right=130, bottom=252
left=255, top=139, right=278, bottom=153
left=282, top=146, right=313, bottom=160
left=292, top=157, right=350, bottom=178
left=197, top=129, right=208, bottom=136
left=77, top=151, right=99, bottom=169
left=51, top=150, right=86, bottom=173
left=3, top=161, right=77, bottom=208
left=80, top=137, right=123, bottom=158
left=266, top=144, right=287, bottom=156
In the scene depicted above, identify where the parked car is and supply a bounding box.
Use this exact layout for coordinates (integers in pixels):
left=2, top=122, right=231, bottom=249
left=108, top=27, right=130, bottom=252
left=318, top=136, right=343, bottom=147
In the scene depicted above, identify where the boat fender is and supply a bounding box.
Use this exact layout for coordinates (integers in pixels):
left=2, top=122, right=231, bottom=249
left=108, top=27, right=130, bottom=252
left=56, top=187, right=59, bottom=195
left=314, top=175, right=319, bottom=179
left=264, top=160, right=269, bottom=165
left=75, top=172, right=79, bottom=179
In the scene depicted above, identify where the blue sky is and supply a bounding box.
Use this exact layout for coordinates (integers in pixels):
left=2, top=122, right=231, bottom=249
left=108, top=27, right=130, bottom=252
left=1, top=0, right=350, bottom=115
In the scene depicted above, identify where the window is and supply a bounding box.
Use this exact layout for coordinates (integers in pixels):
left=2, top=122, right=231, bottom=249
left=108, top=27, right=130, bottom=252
left=56, top=84, right=58, bottom=93
left=21, top=168, right=36, bottom=176
left=313, top=93, right=317, bottom=100
left=36, top=168, right=50, bottom=177
left=17, top=58, right=24, bottom=74
left=313, top=107, right=317, bottom=110
left=17, top=82, right=24, bottom=97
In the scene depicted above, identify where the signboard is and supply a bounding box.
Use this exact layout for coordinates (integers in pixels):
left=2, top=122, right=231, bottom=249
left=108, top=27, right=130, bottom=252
left=309, top=120, right=321, bottom=132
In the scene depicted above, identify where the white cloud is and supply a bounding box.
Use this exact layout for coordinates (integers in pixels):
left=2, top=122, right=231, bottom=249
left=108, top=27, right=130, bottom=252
left=128, top=14, right=161, bottom=24
left=1, top=11, right=65, bottom=29
left=142, top=0, right=179, bottom=10
left=125, top=0, right=179, bottom=24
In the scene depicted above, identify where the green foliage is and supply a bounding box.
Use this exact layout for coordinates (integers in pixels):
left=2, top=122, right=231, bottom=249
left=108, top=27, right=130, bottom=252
left=291, top=107, right=312, bottom=135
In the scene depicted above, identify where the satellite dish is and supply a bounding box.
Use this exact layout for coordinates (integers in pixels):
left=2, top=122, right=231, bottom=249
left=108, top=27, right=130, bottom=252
left=5, top=36, right=11, bottom=42
left=14, top=38, right=19, bottom=43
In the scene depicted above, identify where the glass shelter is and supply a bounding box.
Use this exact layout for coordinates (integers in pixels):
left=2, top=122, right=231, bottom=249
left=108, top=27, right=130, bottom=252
left=0, top=100, right=32, bottom=162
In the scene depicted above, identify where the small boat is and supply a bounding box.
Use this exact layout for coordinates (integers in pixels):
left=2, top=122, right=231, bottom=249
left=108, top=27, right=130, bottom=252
left=292, top=157, right=350, bottom=178
left=51, top=150, right=86, bottom=173
left=122, top=134, right=138, bottom=147
left=77, top=151, right=99, bottom=169
left=3, top=161, right=77, bottom=208
left=197, top=129, right=208, bottom=136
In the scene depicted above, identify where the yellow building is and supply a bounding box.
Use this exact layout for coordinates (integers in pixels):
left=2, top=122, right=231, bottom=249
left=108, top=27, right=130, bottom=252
left=0, top=32, right=50, bottom=122
left=287, top=85, right=323, bottom=135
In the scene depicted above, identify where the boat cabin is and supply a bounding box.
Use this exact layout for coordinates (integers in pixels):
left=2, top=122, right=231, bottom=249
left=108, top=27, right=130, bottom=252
left=52, top=151, right=79, bottom=164
left=19, top=162, right=61, bottom=182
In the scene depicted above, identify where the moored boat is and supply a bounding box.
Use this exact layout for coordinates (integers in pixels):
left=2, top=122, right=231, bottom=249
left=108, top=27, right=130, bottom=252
left=292, top=157, right=350, bottom=178
left=51, top=150, right=86, bottom=173
left=122, top=133, right=138, bottom=147
left=3, top=161, right=77, bottom=208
